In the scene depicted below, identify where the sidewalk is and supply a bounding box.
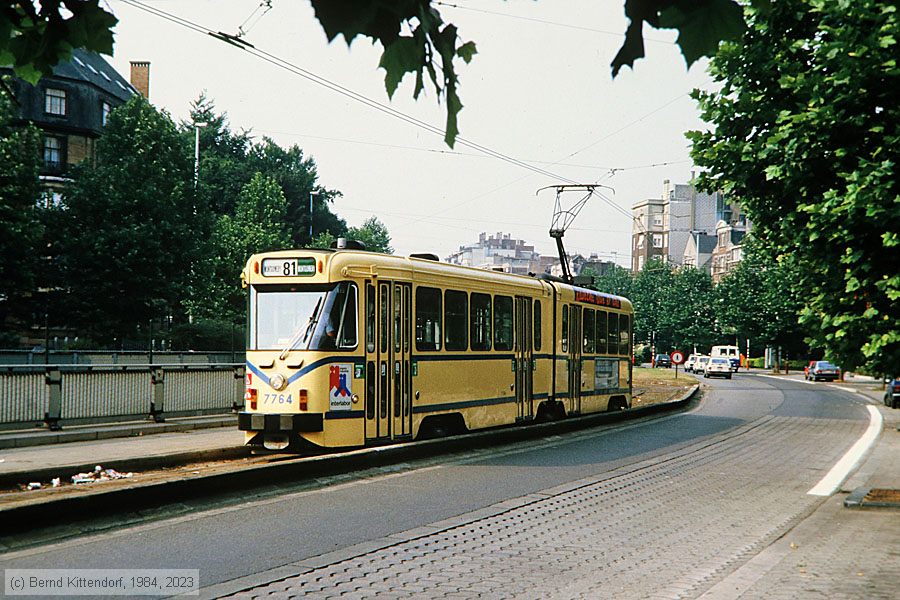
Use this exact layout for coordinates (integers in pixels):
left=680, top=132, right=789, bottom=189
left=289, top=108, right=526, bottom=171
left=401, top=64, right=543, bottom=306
left=0, top=413, right=236, bottom=450
left=0, top=424, right=246, bottom=489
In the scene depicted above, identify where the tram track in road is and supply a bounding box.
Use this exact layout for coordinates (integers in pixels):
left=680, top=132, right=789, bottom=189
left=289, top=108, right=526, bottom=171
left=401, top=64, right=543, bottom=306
left=0, top=388, right=699, bottom=552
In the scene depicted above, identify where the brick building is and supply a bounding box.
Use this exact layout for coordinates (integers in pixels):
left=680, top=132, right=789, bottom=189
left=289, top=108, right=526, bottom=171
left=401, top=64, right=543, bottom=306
left=1, top=50, right=138, bottom=202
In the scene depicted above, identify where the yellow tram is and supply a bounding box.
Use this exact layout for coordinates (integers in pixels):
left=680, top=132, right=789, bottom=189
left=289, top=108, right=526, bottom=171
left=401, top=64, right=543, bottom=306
left=239, top=247, right=633, bottom=450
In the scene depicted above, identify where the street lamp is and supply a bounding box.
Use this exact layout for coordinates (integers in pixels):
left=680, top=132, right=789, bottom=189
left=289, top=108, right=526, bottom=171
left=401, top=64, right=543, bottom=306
left=309, top=191, right=320, bottom=239
left=193, top=121, right=208, bottom=187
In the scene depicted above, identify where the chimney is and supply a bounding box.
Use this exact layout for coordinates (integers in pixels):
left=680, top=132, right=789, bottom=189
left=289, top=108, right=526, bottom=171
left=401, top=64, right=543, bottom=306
left=130, top=61, right=150, bottom=99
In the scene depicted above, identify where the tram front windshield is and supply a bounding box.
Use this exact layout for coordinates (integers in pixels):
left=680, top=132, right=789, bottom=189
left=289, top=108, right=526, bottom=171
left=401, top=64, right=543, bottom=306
left=251, top=283, right=358, bottom=352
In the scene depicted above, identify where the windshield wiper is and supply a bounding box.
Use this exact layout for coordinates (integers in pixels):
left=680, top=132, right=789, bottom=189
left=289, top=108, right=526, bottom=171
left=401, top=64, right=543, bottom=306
left=279, top=296, right=323, bottom=361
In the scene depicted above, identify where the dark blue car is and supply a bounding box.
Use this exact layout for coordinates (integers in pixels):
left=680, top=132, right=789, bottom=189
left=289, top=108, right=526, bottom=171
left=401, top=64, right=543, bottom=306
left=885, top=377, right=900, bottom=409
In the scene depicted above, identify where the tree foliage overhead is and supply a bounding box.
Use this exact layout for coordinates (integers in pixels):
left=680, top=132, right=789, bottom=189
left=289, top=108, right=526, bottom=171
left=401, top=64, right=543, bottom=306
left=688, top=0, right=899, bottom=373
left=5, top=0, right=754, bottom=147
left=0, top=0, right=116, bottom=83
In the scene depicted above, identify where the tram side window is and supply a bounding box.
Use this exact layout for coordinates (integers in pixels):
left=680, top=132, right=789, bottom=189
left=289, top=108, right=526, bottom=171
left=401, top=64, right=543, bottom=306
left=415, top=286, right=442, bottom=351
left=533, top=300, right=541, bottom=351
left=494, top=295, right=513, bottom=351
left=366, top=284, right=375, bottom=352
left=470, top=293, right=492, bottom=351
left=608, top=312, right=619, bottom=355
left=561, top=305, right=569, bottom=353
left=380, top=285, right=389, bottom=353
left=619, top=313, right=631, bottom=356
left=583, top=309, right=595, bottom=353
left=596, top=310, right=608, bottom=354
left=445, top=290, right=468, bottom=351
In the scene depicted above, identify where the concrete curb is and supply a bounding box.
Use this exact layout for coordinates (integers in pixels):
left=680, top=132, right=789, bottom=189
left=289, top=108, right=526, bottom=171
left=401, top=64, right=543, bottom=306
left=0, top=385, right=699, bottom=536
left=844, top=486, right=900, bottom=509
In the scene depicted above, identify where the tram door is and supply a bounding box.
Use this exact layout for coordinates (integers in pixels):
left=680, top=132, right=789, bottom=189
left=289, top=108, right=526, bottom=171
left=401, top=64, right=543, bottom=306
left=568, top=305, right=583, bottom=415
left=365, top=281, right=412, bottom=442
left=514, top=297, right=534, bottom=421
left=392, top=283, right=413, bottom=438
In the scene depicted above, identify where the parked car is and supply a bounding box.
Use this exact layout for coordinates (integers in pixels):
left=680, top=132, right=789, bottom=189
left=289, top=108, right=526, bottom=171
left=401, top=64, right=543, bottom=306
left=694, top=355, right=710, bottom=374
left=808, top=361, right=841, bottom=382
left=884, top=377, right=900, bottom=409
left=803, top=360, right=817, bottom=380
left=684, top=354, right=698, bottom=373
left=654, top=354, right=671, bottom=368
left=704, top=357, right=733, bottom=379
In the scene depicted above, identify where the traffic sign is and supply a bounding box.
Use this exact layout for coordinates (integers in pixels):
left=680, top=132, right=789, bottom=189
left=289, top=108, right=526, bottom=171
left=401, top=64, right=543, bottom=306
left=670, top=350, right=685, bottom=365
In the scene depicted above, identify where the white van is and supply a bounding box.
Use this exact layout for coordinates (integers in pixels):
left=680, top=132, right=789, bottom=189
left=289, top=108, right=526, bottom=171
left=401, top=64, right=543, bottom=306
left=710, top=345, right=740, bottom=372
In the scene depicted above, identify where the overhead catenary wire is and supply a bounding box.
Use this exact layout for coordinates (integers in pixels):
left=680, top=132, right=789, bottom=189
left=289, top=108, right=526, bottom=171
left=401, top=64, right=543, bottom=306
left=432, top=0, right=676, bottom=45
left=115, top=0, right=712, bottom=245
left=116, top=0, right=651, bottom=230
left=119, top=0, right=583, bottom=185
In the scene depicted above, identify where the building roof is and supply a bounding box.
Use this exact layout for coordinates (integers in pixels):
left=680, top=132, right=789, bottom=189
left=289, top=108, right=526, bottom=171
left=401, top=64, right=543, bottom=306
left=698, top=235, right=718, bottom=254
left=730, top=229, right=747, bottom=246
left=48, top=49, right=135, bottom=102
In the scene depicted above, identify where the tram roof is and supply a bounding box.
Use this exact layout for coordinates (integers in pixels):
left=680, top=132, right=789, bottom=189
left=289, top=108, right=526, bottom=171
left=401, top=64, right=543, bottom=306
left=245, top=249, right=633, bottom=311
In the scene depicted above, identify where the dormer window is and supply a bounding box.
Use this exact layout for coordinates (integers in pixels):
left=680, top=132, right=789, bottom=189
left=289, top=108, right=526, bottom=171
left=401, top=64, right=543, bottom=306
left=45, top=88, right=67, bottom=116
left=102, top=101, right=112, bottom=126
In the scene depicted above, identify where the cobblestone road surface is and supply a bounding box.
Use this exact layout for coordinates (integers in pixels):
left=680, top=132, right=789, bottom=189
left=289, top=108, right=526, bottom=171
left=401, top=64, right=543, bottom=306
left=224, top=404, right=898, bottom=599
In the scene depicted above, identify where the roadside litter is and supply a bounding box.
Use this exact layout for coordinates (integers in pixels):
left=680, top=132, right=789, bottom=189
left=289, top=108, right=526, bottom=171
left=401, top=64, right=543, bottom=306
left=20, top=464, right=134, bottom=491
left=71, top=465, right=133, bottom=484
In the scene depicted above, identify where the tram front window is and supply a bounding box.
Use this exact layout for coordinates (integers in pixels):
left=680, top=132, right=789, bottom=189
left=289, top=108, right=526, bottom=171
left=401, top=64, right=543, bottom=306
left=251, top=283, right=358, bottom=352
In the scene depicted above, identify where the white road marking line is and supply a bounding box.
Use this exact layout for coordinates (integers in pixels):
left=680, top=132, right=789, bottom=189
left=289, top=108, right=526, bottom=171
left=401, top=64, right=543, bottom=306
left=753, top=373, right=815, bottom=384
left=807, top=405, right=882, bottom=496
left=831, top=385, right=857, bottom=393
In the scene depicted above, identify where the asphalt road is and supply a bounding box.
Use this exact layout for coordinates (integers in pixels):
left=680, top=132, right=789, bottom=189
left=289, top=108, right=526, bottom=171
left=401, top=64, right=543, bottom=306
left=0, top=372, right=881, bottom=598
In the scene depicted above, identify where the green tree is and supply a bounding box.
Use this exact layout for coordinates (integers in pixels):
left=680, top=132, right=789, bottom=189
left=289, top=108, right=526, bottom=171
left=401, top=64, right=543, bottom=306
left=714, top=242, right=808, bottom=361
left=246, top=138, right=347, bottom=247
left=630, top=259, right=677, bottom=351
left=311, top=216, right=394, bottom=254
left=58, top=97, right=201, bottom=341
left=188, top=173, right=292, bottom=323
left=582, top=264, right=633, bottom=298
left=4, top=1, right=752, bottom=146
left=662, top=267, right=718, bottom=352
left=187, top=95, right=347, bottom=247
left=0, top=79, right=42, bottom=333
left=689, top=0, right=899, bottom=373
left=348, top=217, right=393, bottom=254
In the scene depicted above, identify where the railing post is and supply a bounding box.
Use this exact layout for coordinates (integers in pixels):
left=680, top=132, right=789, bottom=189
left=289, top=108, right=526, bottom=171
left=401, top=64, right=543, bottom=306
left=150, top=367, right=166, bottom=422
left=44, top=367, right=63, bottom=431
left=233, top=365, right=246, bottom=412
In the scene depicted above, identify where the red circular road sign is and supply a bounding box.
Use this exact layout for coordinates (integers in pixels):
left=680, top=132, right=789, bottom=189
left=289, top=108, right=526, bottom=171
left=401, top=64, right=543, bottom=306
left=670, top=350, right=685, bottom=365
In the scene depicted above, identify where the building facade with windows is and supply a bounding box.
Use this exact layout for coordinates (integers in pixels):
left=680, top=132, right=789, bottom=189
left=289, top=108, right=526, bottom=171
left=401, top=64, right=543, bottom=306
left=446, top=232, right=542, bottom=275
left=631, top=197, right=668, bottom=272
left=632, top=178, right=748, bottom=275
left=711, top=221, right=748, bottom=283
left=1, top=49, right=136, bottom=200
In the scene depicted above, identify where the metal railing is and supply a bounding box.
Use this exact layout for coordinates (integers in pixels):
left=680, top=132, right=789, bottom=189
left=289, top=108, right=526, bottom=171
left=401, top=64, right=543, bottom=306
left=0, top=364, right=245, bottom=430
left=0, top=350, right=245, bottom=366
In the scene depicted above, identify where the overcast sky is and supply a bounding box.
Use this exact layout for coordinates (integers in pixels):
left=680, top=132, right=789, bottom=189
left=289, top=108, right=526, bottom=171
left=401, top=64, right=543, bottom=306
left=106, top=0, right=713, bottom=265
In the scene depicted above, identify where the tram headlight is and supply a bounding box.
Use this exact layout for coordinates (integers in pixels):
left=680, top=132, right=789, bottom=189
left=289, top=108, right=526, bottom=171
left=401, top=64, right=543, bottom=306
left=270, top=373, right=287, bottom=391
